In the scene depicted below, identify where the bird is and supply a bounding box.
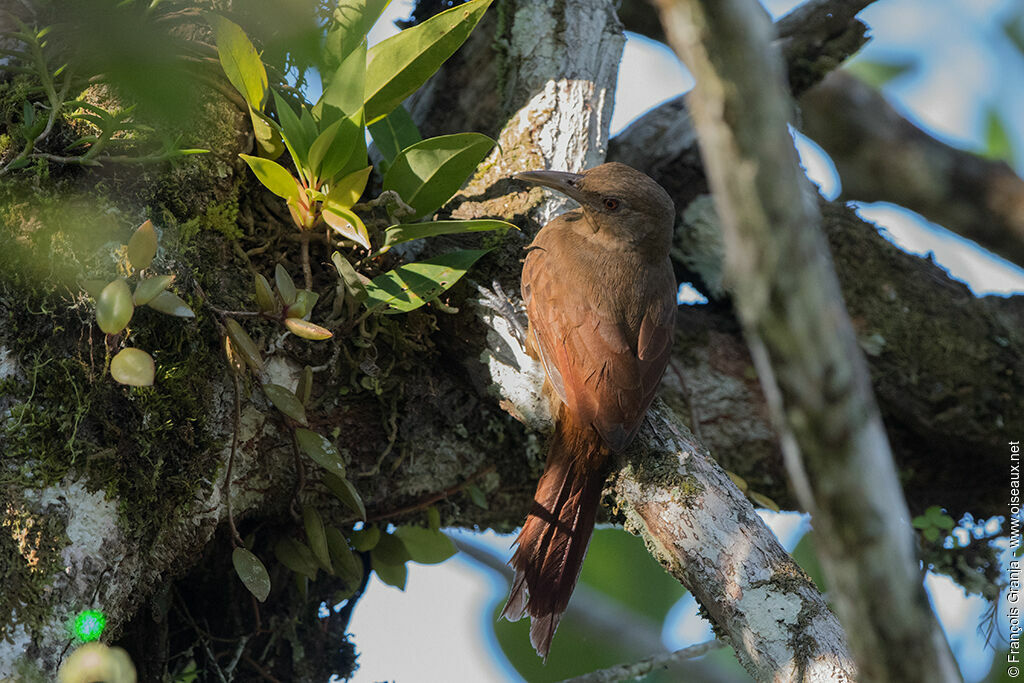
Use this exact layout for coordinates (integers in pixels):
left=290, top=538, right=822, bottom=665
left=501, top=162, right=677, bottom=658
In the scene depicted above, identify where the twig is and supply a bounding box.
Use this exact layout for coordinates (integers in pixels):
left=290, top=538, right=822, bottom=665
left=557, top=639, right=726, bottom=683
left=360, top=464, right=496, bottom=524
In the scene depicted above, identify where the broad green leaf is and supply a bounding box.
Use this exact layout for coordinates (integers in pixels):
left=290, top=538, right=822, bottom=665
left=325, top=166, right=373, bottom=212
left=250, top=107, right=285, bottom=159
left=311, top=113, right=364, bottom=184
left=224, top=318, right=264, bottom=373
left=274, top=264, right=297, bottom=306
left=364, top=248, right=492, bottom=313
left=984, top=107, right=1016, bottom=165
left=749, top=491, right=780, bottom=512
left=324, top=472, right=366, bottom=521
left=110, top=348, right=154, bottom=386
left=232, top=547, right=271, bottom=602
left=364, top=0, right=493, bottom=122
left=239, top=154, right=300, bottom=201
left=845, top=58, right=915, bottom=89
left=295, top=428, right=346, bottom=478
left=286, top=289, right=319, bottom=319
left=317, top=40, right=367, bottom=125
left=380, top=219, right=514, bottom=253
left=323, top=205, right=371, bottom=250
left=326, top=526, right=363, bottom=597
left=303, top=505, right=333, bottom=572
left=427, top=506, right=440, bottom=531
left=284, top=318, right=333, bottom=340
left=325, top=0, right=390, bottom=68
left=96, top=279, right=134, bottom=334
left=350, top=524, right=380, bottom=551
left=368, top=105, right=421, bottom=165
left=393, top=526, right=456, bottom=564
left=465, top=483, right=488, bottom=509
left=212, top=16, right=268, bottom=109
left=382, top=133, right=494, bottom=219
left=133, top=275, right=173, bottom=306
left=371, top=552, right=407, bottom=590
left=331, top=251, right=369, bottom=303
left=127, top=220, right=158, bottom=270
left=263, top=383, right=307, bottom=425
left=81, top=279, right=108, bottom=299
left=274, top=537, right=319, bottom=580
left=253, top=273, right=278, bottom=313
left=145, top=291, right=195, bottom=318
left=579, top=528, right=687, bottom=623
left=373, top=532, right=410, bottom=565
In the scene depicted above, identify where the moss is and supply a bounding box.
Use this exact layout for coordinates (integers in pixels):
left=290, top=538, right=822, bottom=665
left=0, top=493, right=70, bottom=644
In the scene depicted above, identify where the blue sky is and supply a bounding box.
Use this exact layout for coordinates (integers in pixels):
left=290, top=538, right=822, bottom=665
left=341, top=1, right=1024, bottom=680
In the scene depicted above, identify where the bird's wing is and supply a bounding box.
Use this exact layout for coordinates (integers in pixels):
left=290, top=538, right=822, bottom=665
left=523, top=244, right=675, bottom=452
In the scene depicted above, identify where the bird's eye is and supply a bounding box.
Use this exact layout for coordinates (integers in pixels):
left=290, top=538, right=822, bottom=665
left=603, top=198, right=620, bottom=211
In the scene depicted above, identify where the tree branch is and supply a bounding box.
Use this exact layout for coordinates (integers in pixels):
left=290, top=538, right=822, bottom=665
left=800, top=70, right=1024, bottom=268
left=652, top=0, right=959, bottom=681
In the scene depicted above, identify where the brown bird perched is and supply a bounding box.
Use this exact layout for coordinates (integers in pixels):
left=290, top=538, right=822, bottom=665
left=501, top=162, right=677, bottom=658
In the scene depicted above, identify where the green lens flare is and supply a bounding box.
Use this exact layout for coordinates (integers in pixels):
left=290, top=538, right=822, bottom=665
left=73, top=610, right=106, bottom=642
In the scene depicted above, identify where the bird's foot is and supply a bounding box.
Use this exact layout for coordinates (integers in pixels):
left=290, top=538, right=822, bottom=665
left=474, top=279, right=528, bottom=348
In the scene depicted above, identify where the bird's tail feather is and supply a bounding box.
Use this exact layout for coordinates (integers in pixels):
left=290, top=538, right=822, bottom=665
left=500, top=409, right=607, bottom=659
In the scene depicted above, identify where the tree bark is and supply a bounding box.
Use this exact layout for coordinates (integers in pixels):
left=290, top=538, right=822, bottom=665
left=651, top=0, right=960, bottom=680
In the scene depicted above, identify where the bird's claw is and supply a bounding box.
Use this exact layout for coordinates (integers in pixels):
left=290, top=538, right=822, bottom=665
left=474, top=279, right=528, bottom=348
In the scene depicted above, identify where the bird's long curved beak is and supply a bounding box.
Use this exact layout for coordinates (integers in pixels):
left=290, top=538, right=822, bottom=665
left=514, top=170, right=585, bottom=202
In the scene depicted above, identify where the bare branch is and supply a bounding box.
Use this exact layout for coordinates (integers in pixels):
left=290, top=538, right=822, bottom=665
left=558, top=639, right=727, bottom=683
left=652, top=0, right=960, bottom=681
left=801, top=70, right=1024, bottom=268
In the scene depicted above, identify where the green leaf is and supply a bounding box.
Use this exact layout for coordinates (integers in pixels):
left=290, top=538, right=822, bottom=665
left=350, top=524, right=380, bottom=551
left=239, top=154, right=300, bottom=201
left=232, top=547, right=271, bottom=602
left=295, top=428, right=346, bottom=478
left=284, top=318, right=333, bottom=340
left=382, top=133, right=494, bottom=219
left=380, top=219, right=514, bottom=253
left=323, top=204, right=371, bottom=250
left=325, top=0, right=390, bottom=68
left=263, top=383, right=307, bottom=425
left=364, top=0, right=493, bottom=122
left=318, top=40, right=367, bottom=126
left=212, top=16, right=268, bottom=109
left=96, top=279, right=134, bottom=334
left=326, top=526, right=363, bottom=594
left=845, top=57, right=915, bottom=89
left=326, top=166, right=373, bottom=213
left=364, top=248, right=492, bottom=313
left=426, top=506, right=440, bottom=531
left=253, top=273, right=278, bottom=313
left=145, top=291, right=195, bottom=318
left=110, top=348, right=155, bottom=386
left=393, top=526, right=456, bottom=564
left=324, top=472, right=366, bottom=521
left=286, top=289, right=319, bottom=319
left=250, top=106, right=285, bottom=159
left=303, top=505, right=333, bottom=572
left=374, top=532, right=410, bottom=564
left=983, top=107, right=1016, bottom=165
left=371, top=552, right=408, bottom=590
left=126, top=220, right=158, bottom=270
left=331, top=251, right=369, bottom=303
left=465, top=483, right=488, bottom=509
left=271, top=91, right=312, bottom=175
left=274, top=537, right=319, bottom=580
left=133, top=275, right=173, bottom=306
left=224, top=318, right=264, bottom=374
left=274, top=264, right=298, bottom=306
left=368, top=105, right=421, bottom=164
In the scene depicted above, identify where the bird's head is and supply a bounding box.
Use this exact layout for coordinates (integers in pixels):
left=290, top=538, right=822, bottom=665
left=514, top=162, right=675, bottom=250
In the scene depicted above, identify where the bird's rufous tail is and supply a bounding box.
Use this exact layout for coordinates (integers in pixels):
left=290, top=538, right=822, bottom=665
left=500, top=408, right=608, bottom=658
